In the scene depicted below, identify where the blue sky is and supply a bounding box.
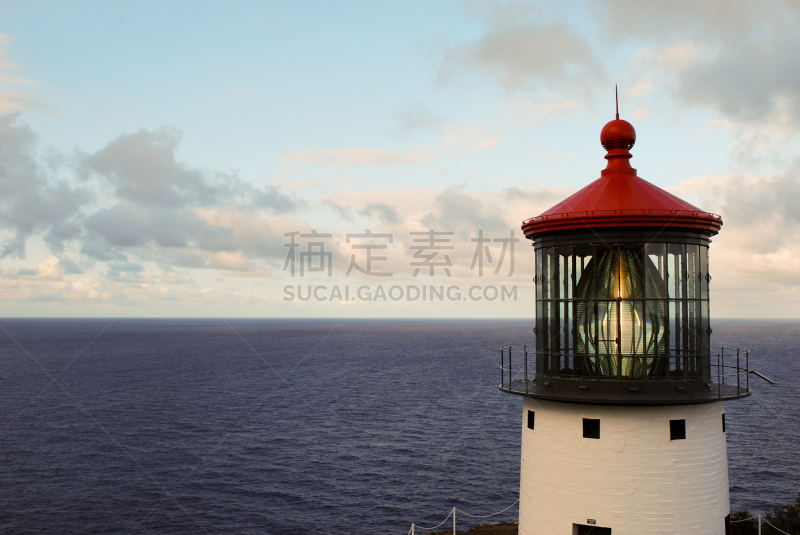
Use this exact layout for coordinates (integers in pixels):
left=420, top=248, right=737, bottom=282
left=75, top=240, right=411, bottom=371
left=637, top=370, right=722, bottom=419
left=0, top=0, right=798, bottom=317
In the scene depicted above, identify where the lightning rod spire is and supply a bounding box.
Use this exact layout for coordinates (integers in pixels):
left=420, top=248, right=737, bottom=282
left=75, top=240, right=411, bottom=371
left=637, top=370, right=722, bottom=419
left=615, top=84, right=619, bottom=120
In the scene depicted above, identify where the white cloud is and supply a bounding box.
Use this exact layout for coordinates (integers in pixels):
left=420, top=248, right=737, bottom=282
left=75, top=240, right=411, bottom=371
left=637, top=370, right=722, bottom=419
left=393, top=100, right=447, bottom=134
left=35, top=256, right=62, bottom=281
left=667, top=169, right=800, bottom=314
left=286, top=123, right=501, bottom=169
left=0, top=116, right=91, bottom=258
left=440, top=1, right=599, bottom=90
left=624, top=80, right=654, bottom=98
left=610, top=3, right=800, bottom=130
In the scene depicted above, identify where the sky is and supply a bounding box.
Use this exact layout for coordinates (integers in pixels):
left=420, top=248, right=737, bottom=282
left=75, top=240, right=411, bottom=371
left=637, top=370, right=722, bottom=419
left=0, top=0, right=799, bottom=318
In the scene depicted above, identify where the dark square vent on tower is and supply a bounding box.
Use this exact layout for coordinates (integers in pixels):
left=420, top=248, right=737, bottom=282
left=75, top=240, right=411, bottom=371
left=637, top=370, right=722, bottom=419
left=575, top=524, right=612, bottom=535
left=527, top=410, right=535, bottom=430
left=583, top=418, right=600, bottom=439
left=722, top=413, right=726, bottom=433
left=670, top=419, right=686, bottom=440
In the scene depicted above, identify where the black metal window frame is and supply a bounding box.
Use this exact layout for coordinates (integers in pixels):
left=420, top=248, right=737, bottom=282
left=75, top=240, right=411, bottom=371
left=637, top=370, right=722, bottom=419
left=534, top=239, right=711, bottom=381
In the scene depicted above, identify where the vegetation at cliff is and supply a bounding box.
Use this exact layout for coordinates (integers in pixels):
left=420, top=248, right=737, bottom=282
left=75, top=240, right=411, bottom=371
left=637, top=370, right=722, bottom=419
left=732, top=493, right=800, bottom=534
left=423, top=521, right=518, bottom=535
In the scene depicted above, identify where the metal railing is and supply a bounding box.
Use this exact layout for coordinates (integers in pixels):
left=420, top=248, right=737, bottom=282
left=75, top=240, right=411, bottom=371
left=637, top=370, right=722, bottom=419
left=500, top=346, right=751, bottom=399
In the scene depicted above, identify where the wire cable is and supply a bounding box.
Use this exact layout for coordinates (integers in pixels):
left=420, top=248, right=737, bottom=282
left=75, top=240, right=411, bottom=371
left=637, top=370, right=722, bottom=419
left=412, top=508, right=453, bottom=532
left=455, top=499, right=520, bottom=519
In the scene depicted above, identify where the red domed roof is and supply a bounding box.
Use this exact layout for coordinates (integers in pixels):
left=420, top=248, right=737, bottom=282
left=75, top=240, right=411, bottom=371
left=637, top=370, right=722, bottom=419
left=522, top=115, right=722, bottom=238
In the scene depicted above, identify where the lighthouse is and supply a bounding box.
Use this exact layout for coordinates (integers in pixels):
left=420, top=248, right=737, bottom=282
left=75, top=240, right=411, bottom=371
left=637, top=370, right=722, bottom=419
left=500, top=104, right=751, bottom=535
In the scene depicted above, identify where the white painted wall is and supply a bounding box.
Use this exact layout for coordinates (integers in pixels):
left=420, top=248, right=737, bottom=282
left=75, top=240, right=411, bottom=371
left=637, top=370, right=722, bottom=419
left=518, top=398, right=729, bottom=535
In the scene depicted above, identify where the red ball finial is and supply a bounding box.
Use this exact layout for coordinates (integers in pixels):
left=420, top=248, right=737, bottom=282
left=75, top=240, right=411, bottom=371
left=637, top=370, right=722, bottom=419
left=600, top=86, right=636, bottom=151
left=600, top=119, right=636, bottom=151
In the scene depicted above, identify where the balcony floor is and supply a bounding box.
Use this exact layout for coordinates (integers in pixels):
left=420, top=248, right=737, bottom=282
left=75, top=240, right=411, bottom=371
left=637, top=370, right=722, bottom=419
left=500, top=378, right=750, bottom=405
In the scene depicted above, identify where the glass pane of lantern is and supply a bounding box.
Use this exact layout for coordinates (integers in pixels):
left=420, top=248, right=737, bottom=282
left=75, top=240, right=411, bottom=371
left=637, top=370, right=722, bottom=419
left=549, top=247, right=560, bottom=300
left=559, top=246, right=572, bottom=300
left=597, top=300, right=618, bottom=377
left=536, top=299, right=543, bottom=338
left=538, top=297, right=549, bottom=354
left=542, top=247, right=554, bottom=300
left=551, top=300, right=563, bottom=365
left=690, top=300, right=705, bottom=376
left=667, top=244, right=686, bottom=299
left=575, top=299, right=594, bottom=353
left=687, top=244, right=699, bottom=298
left=574, top=245, right=593, bottom=294
left=644, top=299, right=666, bottom=355
left=621, top=246, right=646, bottom=299
left=562, top=300, right=572, bottom=356
left=535, top=248, right=543, bottom=299
left=701, top=300, right=709, bottom=343
left=682, top=301, right=691, bottom=375
left=620, top=299, right=645, bottom=378
left=645, top=299, right=668, bottom=379
left=700, top=245, right=709, bottom=299
left=687, top=300, right=699, bottom=354
left=669, top=300, right=679, bottom=356
left=645, top=243, right=667, bottom=298
left=608, top=248, right=621, bottom=300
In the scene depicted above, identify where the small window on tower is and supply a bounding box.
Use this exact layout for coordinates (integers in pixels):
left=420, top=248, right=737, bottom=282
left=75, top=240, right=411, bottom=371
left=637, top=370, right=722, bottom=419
left=583, top=418, right=600, bottom=439
left=527, top=410, right=535, bottom=430
left=722, top=413, right=726, bottom=433
left=575, top=524, right=612, bottom=534
left=670, top=419, right=686, bottom=440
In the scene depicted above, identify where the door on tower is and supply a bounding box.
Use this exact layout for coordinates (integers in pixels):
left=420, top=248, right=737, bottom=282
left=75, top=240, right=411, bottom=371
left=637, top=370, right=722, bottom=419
left=574, top=524, right=612, bottom=535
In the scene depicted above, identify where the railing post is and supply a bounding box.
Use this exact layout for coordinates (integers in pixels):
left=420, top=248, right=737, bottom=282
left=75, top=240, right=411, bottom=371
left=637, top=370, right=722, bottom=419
left=524, top=345, right=529, bottom=393
left=718, top=348, right=721, bottom=399
left=746, top=350, right=750, bottom=392
left=737, top=348, right=740, bottom=393
left=508, top=347, right=512, bottom=387
left=453, top=507, right=456, bottom=535
left=500, top=348, right=504, bottom=387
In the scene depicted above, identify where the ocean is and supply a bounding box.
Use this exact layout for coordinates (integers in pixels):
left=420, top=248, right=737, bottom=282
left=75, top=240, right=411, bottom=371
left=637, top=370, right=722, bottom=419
left=0, top=319, right=797, bottom=534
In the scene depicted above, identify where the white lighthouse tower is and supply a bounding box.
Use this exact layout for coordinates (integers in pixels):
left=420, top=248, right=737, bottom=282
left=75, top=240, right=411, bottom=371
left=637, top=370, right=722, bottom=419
left=500, top=109, right=751, bottom=535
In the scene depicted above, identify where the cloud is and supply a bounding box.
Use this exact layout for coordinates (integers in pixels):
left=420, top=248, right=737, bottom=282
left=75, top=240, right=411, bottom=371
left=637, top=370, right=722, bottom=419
left=360, top=203, right=400, bottom=225
left=624, top=80, right=654, bottom=98
left=0, top=115, right=90, bottom=258
left=83, top=127, right=230, bottom=208
left=605, top=2, right=800, bottom=130
left=665, top=167, right=800, bottom=313
left=440, top=2, right=599, bottom=89
left=78, top=127, right=302, bottom=268
left=421, top=185, right=509, bottom=239
left=286, top=124, right=501, bottom=169
left=675, top=31, right=800, bottom=126
left=592, top=0, right=768, bottom=42
left=36, top=256, right=62, bottom=281
left=394, top=101, right=447, bottom=134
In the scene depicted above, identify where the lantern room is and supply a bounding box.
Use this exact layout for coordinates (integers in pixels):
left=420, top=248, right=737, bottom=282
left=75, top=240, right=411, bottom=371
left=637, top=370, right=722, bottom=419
left=501, top=113, right=750, bottom=404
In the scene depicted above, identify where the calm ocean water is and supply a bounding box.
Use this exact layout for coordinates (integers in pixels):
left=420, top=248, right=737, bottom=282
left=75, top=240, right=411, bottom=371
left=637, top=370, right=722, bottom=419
left=0, top=319, right=797, bottom=534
